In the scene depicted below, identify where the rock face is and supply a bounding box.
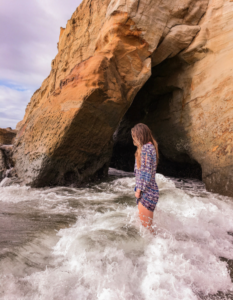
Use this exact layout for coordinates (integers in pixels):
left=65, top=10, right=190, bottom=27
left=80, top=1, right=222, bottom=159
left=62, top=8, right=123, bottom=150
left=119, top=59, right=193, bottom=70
left=13, top=0, right=233, bottom=197
left=0, top=128, right=17, bottom=145
left=0, top=149, right=6, bottom=181
left=14, top=0, right=152, bottom=187
left=0, top=128, right=17, bottom=182
left=165, top=0, right=233, bottom=196
left=112, top=0, right=233, bottom=197
left=14, top=0, right=208, bottom=187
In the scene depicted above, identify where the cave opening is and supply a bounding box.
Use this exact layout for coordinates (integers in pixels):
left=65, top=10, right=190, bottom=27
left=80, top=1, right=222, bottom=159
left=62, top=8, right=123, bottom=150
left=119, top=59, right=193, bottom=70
left=110, top=56, right=202, bottom=181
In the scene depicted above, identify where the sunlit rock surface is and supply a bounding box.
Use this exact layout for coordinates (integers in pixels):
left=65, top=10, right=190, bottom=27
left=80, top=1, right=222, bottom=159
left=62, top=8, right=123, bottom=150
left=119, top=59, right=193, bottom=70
left=13, top=0, right=233, bottom=196
left=112, top=0, right=233, bottom=197
left=147, top=0, right=233, bottom=196
left=176, top=0, right=233, bottom=196
left=14, top=4, right=152, bottom=187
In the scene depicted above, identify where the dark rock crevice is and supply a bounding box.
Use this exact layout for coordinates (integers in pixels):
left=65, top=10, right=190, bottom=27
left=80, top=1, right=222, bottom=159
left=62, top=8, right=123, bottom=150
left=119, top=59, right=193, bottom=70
left=110, top=56, right=203, bottom=180
left=0, top=145, right=18, bottom=184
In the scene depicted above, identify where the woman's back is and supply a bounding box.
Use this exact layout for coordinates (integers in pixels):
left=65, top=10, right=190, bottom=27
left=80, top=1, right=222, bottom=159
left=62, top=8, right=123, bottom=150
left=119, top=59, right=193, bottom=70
left=141, top=143, right=157, bottom=182
left=135, top=143, right=158, bottom=189
left=131, top=123, right=159, bottom=229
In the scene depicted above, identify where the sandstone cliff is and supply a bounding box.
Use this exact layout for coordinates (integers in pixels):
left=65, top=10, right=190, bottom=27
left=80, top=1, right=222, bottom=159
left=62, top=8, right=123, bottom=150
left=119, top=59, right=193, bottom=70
left=157, top=0, right=233, bottom=196
left=112, top=0, right=233, bottom=197
left=13, top=0, right=233, bottom=197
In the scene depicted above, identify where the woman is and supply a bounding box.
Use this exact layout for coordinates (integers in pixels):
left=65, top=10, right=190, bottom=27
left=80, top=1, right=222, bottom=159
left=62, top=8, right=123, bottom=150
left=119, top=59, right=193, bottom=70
left=131, top=123, right=159, bottom=230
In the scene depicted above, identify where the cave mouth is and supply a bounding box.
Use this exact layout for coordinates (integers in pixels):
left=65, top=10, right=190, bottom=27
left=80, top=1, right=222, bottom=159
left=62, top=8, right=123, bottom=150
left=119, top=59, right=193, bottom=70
left=110, top=142, right=202, bottom=181
left=156, top=152, right=202, bottom=180
left=110, top=56, right=202, bottom=181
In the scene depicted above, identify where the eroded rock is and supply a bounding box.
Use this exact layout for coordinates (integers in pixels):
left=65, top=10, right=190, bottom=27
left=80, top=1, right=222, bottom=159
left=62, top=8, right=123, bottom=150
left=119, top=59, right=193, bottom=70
left=0, top=150, right=6, bottom=181
left=0, top=128, right=17, bottom=145
left=14, top=10, right=152, bottom=187
left=0, top=144, right=17, bottom=183
left=13, top=0, right=208, bottom=187
left=152, top=25, right=201, bottom=67
left=112, top=0, right=233, bottom=197
left=13, top=0, right=233, bottom=197
left=0, top=128, right=17, bottom=182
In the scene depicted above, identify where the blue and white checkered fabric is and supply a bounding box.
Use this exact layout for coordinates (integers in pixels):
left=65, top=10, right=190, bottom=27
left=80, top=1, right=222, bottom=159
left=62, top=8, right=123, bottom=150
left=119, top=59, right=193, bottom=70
left=134, top=143, right=159, bottom=212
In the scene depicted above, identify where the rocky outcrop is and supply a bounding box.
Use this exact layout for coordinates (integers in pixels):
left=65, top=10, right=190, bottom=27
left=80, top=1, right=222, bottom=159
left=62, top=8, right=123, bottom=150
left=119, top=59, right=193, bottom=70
left=150, top=0, right=233, bottom=197
left=14, top=0, right=208, bottom=187
left=0, top=145, right=17, bottom=184
left=170, top=0, right=233, bottom=196
left=12, top=0, right=233, bottom=197
left=151, top=25, right=201, bottom=67
left=0, top=128, right=17, bottom=145
left=0, top=128, right=17, bottom=182
left=14, top=3, right=151, bottom=187
left=112, top=0, right=233, bottom=197
left=0, top=149, right=6, bottom=180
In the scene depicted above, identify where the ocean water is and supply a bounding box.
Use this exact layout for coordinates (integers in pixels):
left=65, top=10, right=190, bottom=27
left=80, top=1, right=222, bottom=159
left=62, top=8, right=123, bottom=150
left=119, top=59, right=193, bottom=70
left=0, top=169, right=233, bottom=300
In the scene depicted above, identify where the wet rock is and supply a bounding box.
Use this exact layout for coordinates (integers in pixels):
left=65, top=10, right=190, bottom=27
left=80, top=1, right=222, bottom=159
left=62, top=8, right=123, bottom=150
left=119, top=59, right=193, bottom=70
left=0, top=150, right=6, bottom=181
left=0, top=145, right=17, bottom=183
left=0, top=129, right=17, bottom=182
left=0, top=145, right=14, bottom=169
left=0, top=177, right=13, bottom=187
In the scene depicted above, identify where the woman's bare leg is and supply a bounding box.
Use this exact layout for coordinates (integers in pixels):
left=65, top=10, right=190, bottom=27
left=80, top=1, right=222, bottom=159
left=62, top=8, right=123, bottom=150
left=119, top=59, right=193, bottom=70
left=138, top=201, right=153, bottom=229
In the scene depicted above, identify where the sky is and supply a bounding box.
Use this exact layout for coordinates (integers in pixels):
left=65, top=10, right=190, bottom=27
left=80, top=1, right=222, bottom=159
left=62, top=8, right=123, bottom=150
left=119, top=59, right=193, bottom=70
left=0, top=0, right=82, bottom=129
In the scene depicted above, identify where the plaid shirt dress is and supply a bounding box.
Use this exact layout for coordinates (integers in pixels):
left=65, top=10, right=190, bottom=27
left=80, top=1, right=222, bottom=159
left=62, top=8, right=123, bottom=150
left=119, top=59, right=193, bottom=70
left=134, top=143, right=159, bottom=212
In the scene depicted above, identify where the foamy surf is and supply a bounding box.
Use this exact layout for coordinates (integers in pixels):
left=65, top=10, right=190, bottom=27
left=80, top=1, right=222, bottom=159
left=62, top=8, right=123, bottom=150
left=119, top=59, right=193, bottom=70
left=0, top=170, right=233, bottom=299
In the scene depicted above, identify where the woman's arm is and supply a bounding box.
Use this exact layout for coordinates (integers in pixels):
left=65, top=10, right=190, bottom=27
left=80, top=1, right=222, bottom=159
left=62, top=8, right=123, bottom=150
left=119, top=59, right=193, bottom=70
left=135, top=189, right=141, bottom=198
left=135, top=153, right=147, bottom=198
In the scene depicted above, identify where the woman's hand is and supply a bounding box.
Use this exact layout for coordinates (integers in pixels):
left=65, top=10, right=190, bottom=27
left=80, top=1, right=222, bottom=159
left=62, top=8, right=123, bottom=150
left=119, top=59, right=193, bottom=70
left=135, top=189, right=141, bottom=199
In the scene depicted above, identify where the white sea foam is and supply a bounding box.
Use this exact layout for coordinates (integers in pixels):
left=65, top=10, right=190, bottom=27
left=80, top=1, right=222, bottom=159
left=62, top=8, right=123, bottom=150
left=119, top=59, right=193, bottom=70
left=0, top=173, right=233, bottom=299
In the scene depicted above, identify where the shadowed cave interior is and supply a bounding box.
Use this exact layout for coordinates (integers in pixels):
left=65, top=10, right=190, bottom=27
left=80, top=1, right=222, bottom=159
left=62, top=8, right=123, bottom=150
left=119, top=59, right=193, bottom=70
left=110, top=56, right=202, bottom=180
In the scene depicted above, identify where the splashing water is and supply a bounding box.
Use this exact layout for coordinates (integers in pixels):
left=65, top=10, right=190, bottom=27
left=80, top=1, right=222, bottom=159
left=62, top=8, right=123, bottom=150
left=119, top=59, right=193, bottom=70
left=0, top=169, right=233, bottom=300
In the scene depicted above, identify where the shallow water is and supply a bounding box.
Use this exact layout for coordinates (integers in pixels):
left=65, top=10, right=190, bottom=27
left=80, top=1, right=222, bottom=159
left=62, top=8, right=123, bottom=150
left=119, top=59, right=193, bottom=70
left=0, top=169, right=233, bottom=300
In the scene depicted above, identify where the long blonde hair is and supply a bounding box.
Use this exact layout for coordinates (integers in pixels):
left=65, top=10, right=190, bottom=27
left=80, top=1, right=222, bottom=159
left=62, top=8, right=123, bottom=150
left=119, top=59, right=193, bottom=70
left=131, top=123, right=159, bottom=168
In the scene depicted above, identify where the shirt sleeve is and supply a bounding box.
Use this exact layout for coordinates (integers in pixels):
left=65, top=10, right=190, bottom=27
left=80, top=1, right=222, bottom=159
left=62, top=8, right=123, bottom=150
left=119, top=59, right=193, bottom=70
left=137, top=146, right=153, bottom=192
